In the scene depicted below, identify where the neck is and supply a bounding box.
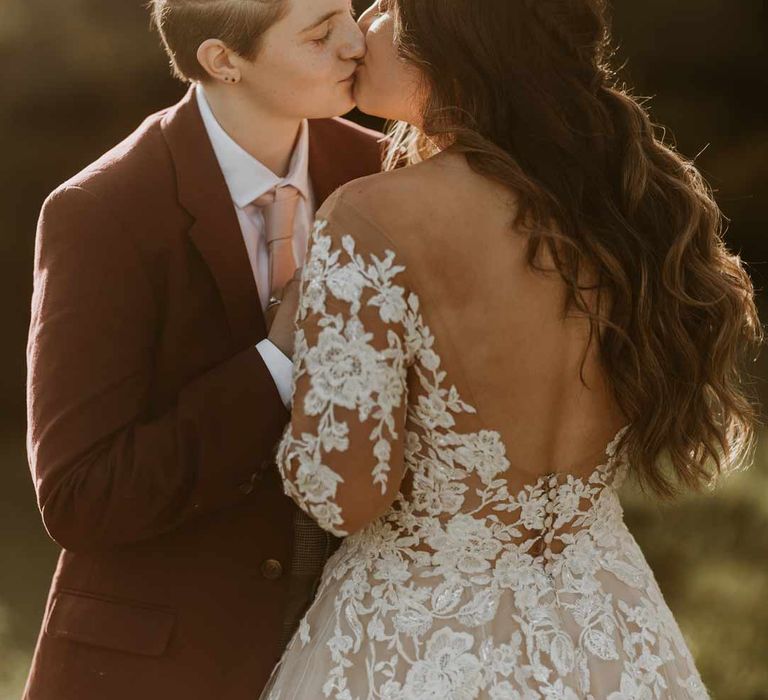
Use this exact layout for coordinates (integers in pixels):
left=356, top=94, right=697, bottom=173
left=201, top=82, right=303, bottom=178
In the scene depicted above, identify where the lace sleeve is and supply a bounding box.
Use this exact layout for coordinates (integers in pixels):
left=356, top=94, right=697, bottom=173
left=275, top=208, right=417, bottom=537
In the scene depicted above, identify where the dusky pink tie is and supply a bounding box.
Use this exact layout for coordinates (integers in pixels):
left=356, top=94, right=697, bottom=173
left=252, top=184, right=301, bottom=300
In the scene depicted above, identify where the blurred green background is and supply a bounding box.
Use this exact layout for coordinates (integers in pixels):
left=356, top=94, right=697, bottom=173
left=0, top=1, right=766, bottom=698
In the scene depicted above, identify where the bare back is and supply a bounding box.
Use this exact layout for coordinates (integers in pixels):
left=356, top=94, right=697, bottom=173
left=267, top=149, right=706, bottom=700
left=340, top=150, right=626, bottom=492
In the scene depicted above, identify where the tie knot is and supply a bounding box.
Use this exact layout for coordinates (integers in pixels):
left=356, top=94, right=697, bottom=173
left=252, top=184, right=302, bottom=246
left=252, top=184, right=301, bottom=209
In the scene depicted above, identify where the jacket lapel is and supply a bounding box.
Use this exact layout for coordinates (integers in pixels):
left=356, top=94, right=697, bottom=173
left=308, top=117, right=381, bottom=206
left=160, top=87, right=266, bottom=348
left=160, top=92, right=382, bottom=349
left=309, top=126, right=345, bottom=206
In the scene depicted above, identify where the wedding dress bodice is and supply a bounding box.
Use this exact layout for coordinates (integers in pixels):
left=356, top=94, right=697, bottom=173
left=261, top=187, right=709, bottom=700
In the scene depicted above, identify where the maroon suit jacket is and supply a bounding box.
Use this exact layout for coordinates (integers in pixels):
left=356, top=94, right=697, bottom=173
left=24, top=87, right=383, bottom=700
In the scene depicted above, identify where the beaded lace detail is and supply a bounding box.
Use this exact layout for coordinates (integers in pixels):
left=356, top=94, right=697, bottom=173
left=264, top=212, right=709, bottom=700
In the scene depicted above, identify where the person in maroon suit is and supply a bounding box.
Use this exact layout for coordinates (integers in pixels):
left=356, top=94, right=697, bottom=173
left=24, top=0, right=382, bottom=698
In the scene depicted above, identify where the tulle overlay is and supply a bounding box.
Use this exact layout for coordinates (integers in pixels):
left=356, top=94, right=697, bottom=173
left=260, top=207, right=709, bottom=699
left=261, top=447, right=707, bottom=699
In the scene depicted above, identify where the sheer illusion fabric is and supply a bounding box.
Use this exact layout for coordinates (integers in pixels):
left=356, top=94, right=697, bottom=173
left=260, top=186, right=708, bottom=700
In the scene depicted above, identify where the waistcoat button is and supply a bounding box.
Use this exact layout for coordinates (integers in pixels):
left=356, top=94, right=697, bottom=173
left=260, top=558, right=284, bottom=580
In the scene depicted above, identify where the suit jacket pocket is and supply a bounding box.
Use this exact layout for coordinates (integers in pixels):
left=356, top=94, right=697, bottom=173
left=45, top=590, right=176, bottom=657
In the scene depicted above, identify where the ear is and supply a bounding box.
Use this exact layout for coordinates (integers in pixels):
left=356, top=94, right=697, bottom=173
left=196, top=39, right=241, bottom=84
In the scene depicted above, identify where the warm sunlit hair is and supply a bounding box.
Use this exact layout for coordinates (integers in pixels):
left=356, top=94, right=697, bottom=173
left=388, top=0, right=763, bottom=496
left=149, top=0, right=286, bottom=82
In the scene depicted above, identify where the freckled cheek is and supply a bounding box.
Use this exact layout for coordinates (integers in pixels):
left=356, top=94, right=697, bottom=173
left=290, top=54, right=340, bottom=93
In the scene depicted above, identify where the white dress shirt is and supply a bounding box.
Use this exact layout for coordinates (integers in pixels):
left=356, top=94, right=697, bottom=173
left=196, top=84, right=316, bottom=407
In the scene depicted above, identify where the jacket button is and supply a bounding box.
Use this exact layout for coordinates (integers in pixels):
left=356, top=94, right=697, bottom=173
left=260, top=559, right=284, bottom=580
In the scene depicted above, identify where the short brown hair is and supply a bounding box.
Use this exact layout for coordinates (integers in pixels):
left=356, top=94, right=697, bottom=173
left=150, top=0, right=287, bottom=82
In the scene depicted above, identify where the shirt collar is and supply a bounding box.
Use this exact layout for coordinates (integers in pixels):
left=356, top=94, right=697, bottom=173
left=195, top=84, right=311, bottom=209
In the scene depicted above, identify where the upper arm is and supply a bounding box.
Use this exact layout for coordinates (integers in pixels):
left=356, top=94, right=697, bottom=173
left=276, top=197, right=418, bottom=535
left=28, top=186, right=156, bottom=497
left=27, top=186, right=292, bottom=550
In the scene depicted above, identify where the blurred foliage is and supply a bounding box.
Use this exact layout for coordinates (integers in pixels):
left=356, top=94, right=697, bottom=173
left=0, top=1, right=766, bottom=698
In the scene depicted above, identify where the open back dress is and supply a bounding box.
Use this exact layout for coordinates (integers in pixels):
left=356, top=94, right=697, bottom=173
left=259, top=159, right=708, bottom=700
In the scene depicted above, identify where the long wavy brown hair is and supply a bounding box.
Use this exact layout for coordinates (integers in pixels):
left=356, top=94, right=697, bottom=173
left=386, top=0, right=763, bottom=496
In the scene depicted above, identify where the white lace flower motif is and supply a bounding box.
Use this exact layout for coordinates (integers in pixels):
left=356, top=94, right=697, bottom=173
left=541, top=679, right=581, bottom=700
left=413, top=476, right=468, bottom=515
left=514, top=488, right=547, bottom=531
left=393, top=606, right=434, bottom=638
left=453, top=430, right=511, bottom=485
left=372, top=554, right=411, bottom=585
left=298, top=221, right=332, bottom=315
left=308, top=501, right=344, bottom=533
left=402, top=627, right=483, bottom=700
left=491, top=633, right=523, bottom=677
left=371, top=283, right=408, bottom=324
left=416, top=392, right=457, bottom=430
left=405, top=430, right=422, bottom=457
left=375, top=355, right=407, bottom=415
left=272, top=219, right=707, bottom=700
left=607, top=672, right=654, bottom=700
left=553, top=478, right=592, bottom=526
left=489, top=681, right=523, bottom=700
left=326, top=262, right=367, bottom=307
left=294, top=457, right=343, bottom=504
left=494, top=549, right=540, bottom=591
left=303, top=324, right=381, bottom=412
left=428, top=514, right=503, bottom=574
left=380, top=680, right=405, bottom=700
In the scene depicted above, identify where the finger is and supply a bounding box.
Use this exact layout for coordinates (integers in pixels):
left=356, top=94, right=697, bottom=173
left=265, top=304, right=279, bottom=328
left=284, top=276, right=303, bottom=295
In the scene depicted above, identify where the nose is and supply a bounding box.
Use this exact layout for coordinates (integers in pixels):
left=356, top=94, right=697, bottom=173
left=340, top=18, right=367, bottom=61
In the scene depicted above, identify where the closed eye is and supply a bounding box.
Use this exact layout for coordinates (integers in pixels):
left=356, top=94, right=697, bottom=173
left=313, top=27, right=333, bottom=45
left=311, top=6, right=358, bottom=46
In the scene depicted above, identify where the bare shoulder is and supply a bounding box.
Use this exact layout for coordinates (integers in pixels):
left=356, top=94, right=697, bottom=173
left=331, top=151, right=473, bottom=229
left=317, top=150, right=516, bottom=264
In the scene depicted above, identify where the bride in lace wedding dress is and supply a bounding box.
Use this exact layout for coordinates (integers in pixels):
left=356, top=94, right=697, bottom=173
left=259, top=1, right=760, bottom=699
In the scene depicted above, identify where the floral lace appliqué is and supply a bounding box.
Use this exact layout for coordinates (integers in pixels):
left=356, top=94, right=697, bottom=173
left=266, top=216, right=709, bottom=700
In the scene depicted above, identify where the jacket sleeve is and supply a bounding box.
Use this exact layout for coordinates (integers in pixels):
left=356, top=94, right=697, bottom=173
left=27, top=185, right=289, bottom=552
left=275, top=195, right=416, bottom=536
